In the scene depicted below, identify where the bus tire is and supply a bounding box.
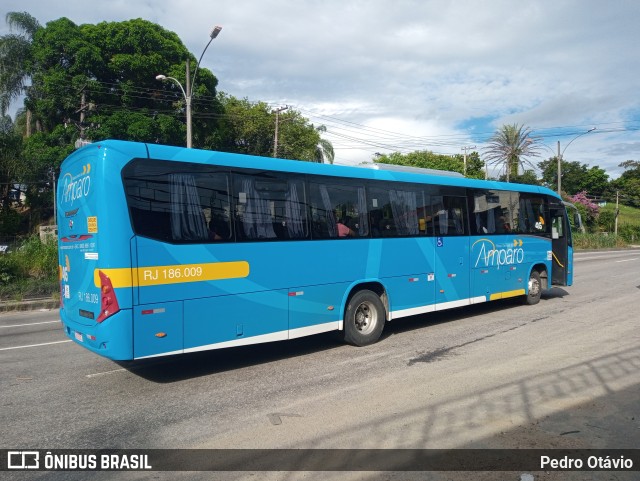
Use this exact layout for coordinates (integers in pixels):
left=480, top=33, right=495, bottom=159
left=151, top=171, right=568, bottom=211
left=524, top=270, right=542, bottom=305
left=343, top=290, right=386, bottom=346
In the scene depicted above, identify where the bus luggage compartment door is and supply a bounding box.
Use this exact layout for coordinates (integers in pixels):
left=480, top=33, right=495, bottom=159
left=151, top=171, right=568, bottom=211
left=133, top=301, right=184, bottom=358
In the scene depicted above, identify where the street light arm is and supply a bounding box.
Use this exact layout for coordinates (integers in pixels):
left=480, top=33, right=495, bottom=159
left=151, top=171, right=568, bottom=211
left=156, top=75, right=187, bottom=99
left=190, top=25, right=222, bottom=96
left=155, top=25, right=221, bottom=149
left=561, top=127, right=596, bottom=157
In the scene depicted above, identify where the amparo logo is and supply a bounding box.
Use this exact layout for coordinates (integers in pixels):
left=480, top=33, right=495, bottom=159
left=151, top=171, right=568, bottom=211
left=473, top=238, right=525, bottom=268
left=61, top=164, right=91, bottom=206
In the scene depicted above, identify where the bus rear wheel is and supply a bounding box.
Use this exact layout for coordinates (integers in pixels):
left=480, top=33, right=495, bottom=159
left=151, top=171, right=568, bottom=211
left=344, top=290, right=386, bottom=346
left=524, top=270, right=542, bottom=305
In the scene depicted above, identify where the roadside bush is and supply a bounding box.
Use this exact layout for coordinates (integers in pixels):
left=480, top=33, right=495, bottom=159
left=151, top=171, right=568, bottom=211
left=597, top=210, right=616, bottom=232
left=0, top=236, right=58, bottom=301
left=618, top=224, right=640, bottom=244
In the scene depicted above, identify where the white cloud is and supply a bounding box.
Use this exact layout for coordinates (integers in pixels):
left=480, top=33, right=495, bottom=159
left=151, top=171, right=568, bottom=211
left=3, top=0, right=640, bottom=179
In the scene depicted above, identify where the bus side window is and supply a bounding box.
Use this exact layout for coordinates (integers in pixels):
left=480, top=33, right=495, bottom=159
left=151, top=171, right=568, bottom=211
left=433, top=195, right=467, bottom=236
left=309, top=181, right=368, bottom=239
left=513, top=193, right=548, bottom=235
left=123, top=160, right=233, bottom=244
left=369, top=184, right=425, bottom=237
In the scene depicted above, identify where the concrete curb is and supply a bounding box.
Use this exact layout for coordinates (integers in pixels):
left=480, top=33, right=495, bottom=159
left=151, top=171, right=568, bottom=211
left=0, top=298, right=59, bottom=313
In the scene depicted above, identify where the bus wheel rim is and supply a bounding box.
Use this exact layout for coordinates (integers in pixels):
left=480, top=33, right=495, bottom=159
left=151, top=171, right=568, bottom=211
left=354, top=301, right=377, bottom=334
left=528, top=276, right=540, bottom=296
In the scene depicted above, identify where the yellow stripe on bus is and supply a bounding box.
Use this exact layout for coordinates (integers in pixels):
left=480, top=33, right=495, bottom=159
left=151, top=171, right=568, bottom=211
left=489, top=289, right=526, bottom=301
left=94, top=261, right=250, bottom=288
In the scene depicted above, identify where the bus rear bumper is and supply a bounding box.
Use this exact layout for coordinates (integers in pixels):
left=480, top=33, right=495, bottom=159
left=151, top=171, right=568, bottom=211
left=60, top=308, right=133, bottom=361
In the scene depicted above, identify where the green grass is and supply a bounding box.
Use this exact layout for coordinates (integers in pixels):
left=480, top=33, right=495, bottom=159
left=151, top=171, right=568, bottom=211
left=600, top=203, right=640, bottom=226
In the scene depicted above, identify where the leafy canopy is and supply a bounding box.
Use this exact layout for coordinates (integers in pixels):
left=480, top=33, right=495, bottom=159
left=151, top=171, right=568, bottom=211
left=374, top=150, right=485, bottom=179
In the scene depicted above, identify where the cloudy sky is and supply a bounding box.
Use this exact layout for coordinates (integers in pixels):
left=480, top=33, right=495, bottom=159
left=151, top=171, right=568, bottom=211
left=3, top=0, right=640, bottom=178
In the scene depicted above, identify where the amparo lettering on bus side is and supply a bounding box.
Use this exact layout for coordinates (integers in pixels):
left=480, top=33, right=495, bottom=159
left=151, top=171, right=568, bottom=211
left=473, top=239, right=525, bottom=268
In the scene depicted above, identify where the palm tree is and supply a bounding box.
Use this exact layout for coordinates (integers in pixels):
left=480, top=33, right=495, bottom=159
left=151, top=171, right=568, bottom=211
left=0, top=115, right=23, bottom=210
left=313, top=125, right=335, bottom=164
left=483, top=124, right=540, bottom=181
left=0, top=11, right=41, bottom=116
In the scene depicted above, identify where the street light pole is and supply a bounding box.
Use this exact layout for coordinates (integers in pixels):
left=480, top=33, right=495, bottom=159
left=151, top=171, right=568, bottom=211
left=272, top=106, right=289, bottom=157
left=557, top=127, right=596, bottom=195
left=185, top=58, right=192, bottom=148
left=156, top=25, right=222, bottom=148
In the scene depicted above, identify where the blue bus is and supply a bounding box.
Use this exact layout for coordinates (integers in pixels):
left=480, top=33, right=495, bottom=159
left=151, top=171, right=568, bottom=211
left=57, top=140, right=578, bottom=360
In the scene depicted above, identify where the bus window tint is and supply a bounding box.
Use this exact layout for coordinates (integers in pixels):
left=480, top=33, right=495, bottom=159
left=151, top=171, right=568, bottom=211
left=471, top=190, right=513, bottom=235
left=369, top=184, right=427, bottom=237
left=206, top=175, right=232, bottom=242
left=512, top=193, right=549, bottom=235
left=233, top=173, right=308, bottom=241
left=123, top=159, right=232, bottom=243
left=309, top=181, right=368, bottom=239
left=432, top=195, right=468, bottom=236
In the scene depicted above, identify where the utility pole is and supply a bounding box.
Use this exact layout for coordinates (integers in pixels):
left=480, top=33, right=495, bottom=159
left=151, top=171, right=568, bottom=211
left=79, top=91, right=87, bottom=140
left=74, top=89, right=92, bottom=149
left=557, top=140, right=562, bottom=195
left=615, top=190, right=619, bottom=236
left=461, top=145, right=476, bottom=176
left=272, top=105, right=289, bottom=157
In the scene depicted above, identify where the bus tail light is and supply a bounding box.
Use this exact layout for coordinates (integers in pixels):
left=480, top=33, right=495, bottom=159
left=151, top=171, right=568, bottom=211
left=97, top=271, right=120, bottom=323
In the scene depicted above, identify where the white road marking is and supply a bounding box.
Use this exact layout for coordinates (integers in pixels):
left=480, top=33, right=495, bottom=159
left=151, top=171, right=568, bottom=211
left=86, top=368, right=126, bottom=378
left=0, top=340, right=72, bottom=351
left=0, top=320, right=60, bottom=329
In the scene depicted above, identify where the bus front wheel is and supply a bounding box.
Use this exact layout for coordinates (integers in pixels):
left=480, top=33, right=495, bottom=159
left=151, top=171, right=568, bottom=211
left=344, top=290, right=386, bottom=346
left=524, top=270, right=542, bottom=305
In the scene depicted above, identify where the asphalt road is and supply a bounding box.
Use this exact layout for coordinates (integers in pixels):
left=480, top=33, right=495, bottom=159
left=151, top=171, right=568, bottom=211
left=1, top=249, right=639, bottom=480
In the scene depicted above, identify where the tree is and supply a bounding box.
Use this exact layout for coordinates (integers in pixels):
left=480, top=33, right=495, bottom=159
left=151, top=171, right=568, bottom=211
left=509, top=170, right=540, bottom=186
left=0, top=11, right=41, bottom=116
left=23, top=17, right=221, bottom=146
left=607, top=160, right=640, bottom=208
left=216, top=95, right=276, bottom=156
left=313, top=125, right=334, bottom=164
left=568, top=191, right=599, bottom=231
left=277, top=109, right=325, bottom=161
left=0, top=116, right=23, bottom=212
left=216, top=94, right=328, bottom=161
left=3, top=15, right=224, bottom=228
left=538, top=158, right=609, bottom=196
left=374, top=150, right=485, bottom=179
left=483, top=124, right=540, bottom=182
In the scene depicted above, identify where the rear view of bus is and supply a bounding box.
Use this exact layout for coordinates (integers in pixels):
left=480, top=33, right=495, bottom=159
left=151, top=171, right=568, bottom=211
left=58, top=142, right=140, bottom=360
